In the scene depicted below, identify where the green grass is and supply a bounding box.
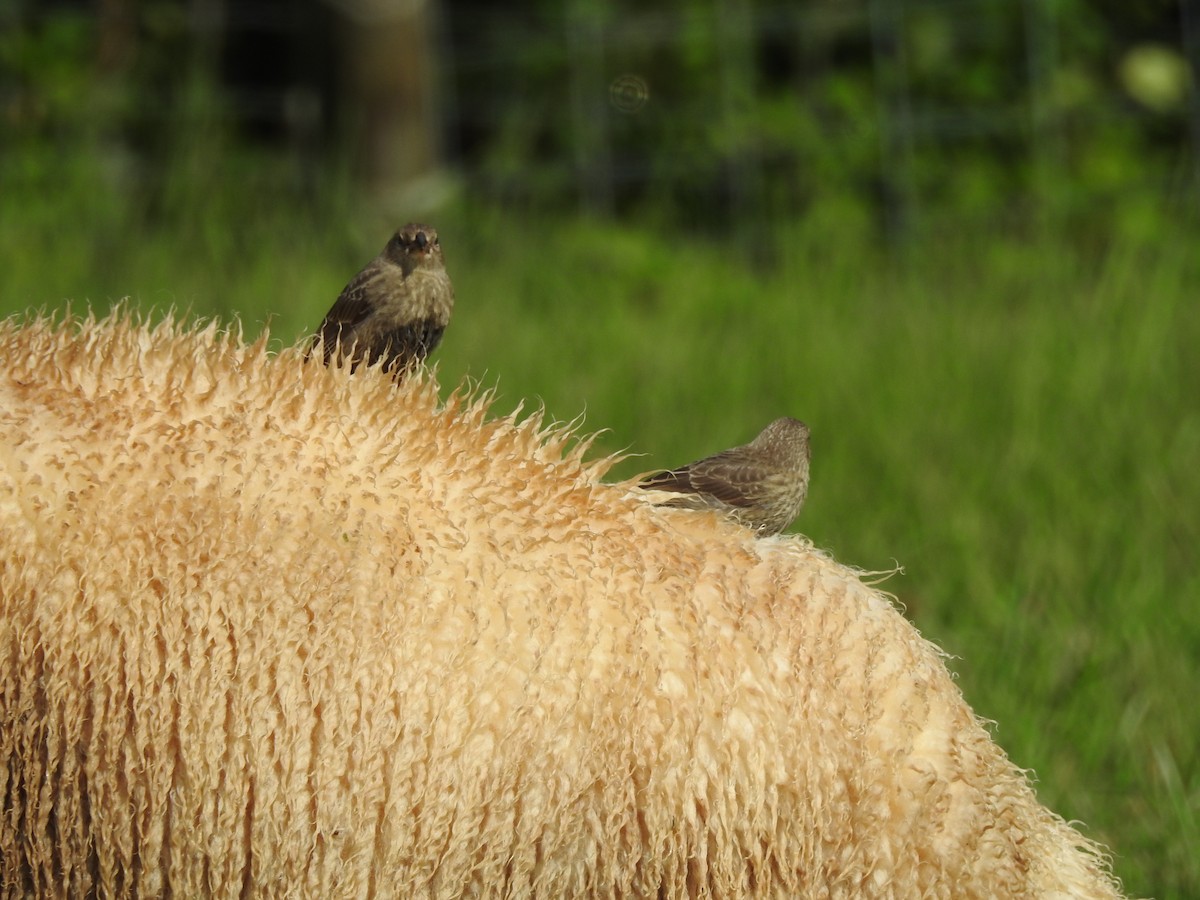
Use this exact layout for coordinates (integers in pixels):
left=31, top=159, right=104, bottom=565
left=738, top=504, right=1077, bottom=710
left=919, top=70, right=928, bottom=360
left=2, top=155, right=1197, bottom=898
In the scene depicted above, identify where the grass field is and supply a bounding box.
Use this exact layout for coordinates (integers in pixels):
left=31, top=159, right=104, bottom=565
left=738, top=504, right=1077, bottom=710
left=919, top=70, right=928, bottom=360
left=2, top=155, right=1197, bottom=897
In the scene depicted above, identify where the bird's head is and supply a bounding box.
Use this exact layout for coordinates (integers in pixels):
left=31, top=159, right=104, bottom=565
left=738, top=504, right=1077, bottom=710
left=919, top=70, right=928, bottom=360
left=756, top=417, right=811, bottom=460
left=385, top=223, right=443, bottom=272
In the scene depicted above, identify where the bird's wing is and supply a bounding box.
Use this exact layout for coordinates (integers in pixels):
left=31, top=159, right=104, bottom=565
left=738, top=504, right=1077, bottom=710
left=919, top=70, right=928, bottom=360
left=682, top=452, right=771, bottom=509
left=640, top=446, right=768, bottom=509
left=639, top=465, right=699, bottom=494
left=315, top=271, right=378, bottom=349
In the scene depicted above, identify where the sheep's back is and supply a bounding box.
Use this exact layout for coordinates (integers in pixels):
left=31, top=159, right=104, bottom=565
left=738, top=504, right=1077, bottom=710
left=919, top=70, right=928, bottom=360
left=0, top=314, right=1123, bottom=898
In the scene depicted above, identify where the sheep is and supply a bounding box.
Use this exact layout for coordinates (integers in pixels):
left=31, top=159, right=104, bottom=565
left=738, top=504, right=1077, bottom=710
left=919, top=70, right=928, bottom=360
left=0, top=311, right=1127, bottom=898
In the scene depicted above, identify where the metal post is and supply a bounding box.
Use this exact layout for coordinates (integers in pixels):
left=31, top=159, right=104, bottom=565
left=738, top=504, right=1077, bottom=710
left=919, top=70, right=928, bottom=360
left=1023, top=0, right=1064, bottom=222
left=566, top=3, right=614, bottom=216
left=1180, top=0, right=1200, bottom=197
left=869, top=0, right=918, bottom=244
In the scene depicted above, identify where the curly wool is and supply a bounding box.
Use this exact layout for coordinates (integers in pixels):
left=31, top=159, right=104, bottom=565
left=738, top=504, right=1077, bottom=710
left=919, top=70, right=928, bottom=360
left=0, top=312, right=1125, bottom=898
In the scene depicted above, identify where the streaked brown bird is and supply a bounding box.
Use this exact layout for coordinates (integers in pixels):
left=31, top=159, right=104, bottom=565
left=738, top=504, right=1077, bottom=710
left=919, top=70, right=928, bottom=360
left=639, top=417, right=811, bottom=536
left=313, top=223, right=454, bottom=374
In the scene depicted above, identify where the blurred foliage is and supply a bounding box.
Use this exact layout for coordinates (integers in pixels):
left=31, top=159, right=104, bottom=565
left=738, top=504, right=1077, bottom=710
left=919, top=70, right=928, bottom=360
left=3, top=0, right=1196, bottom=239
left=445, top=0, right=1197, bottom=235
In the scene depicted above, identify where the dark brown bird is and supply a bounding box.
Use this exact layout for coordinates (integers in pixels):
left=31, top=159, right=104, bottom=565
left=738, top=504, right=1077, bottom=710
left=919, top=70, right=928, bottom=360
left=639, top=417, right=811, bottom=536
left=313, top=223, right=454, bottom=374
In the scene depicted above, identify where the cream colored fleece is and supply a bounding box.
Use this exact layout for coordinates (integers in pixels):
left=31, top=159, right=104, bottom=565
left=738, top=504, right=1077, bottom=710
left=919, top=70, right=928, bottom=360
left=0, top=312, right=1125, bottom=898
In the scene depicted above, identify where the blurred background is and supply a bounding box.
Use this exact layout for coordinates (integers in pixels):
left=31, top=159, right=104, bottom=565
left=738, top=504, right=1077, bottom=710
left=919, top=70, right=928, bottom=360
left=2, top=0, right=1198, bottom=894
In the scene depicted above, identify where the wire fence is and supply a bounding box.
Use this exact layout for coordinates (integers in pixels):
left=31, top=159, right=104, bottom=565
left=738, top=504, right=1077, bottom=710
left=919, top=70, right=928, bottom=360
left=438, top=0, right=1200, bottom=235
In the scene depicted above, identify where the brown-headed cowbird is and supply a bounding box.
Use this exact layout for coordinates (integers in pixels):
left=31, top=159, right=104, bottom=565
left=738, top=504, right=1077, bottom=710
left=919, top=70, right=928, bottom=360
left=313, top=223, right=453, bottom=374
left=640, top=417, right=811, bottom=536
